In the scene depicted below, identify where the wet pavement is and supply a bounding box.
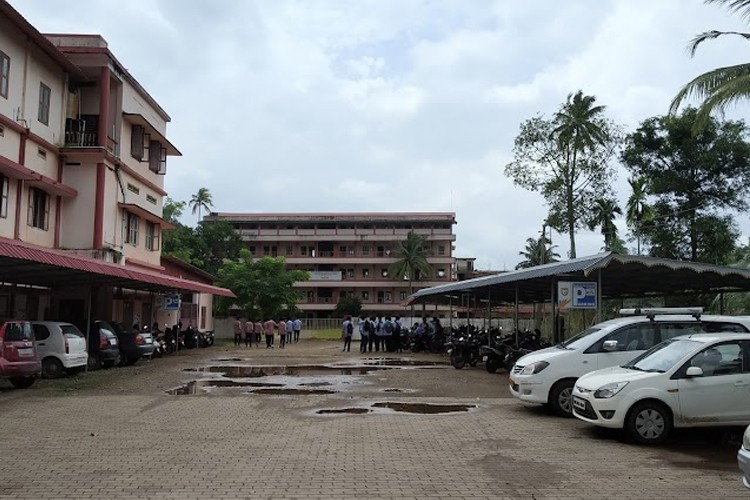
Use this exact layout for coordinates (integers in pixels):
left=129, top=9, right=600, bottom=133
left=0, top=340, right=746, bottom=499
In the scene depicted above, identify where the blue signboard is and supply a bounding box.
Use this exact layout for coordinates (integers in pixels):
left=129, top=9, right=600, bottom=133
left=572, top=282, right=597, bottom=309
left=163, top=294, right=181, bottom=311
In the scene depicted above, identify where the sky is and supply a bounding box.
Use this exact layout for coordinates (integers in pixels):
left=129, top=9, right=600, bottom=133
left=9, top=0, right=750, bottom=270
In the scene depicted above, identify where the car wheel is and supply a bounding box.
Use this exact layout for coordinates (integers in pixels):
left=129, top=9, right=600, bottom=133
left=485, top=357, right=500, bottom=374
left=9, top=376, right=35, bottom=389
left=626, top=401, right=672, bottom=445
left=42, top=357, right=65, bottom=379
left=549, top=380, right=575, bottom=418
left=87, top=353, right=102, bottom=371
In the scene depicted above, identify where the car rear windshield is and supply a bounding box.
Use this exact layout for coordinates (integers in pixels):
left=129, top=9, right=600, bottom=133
left=99, top=326, right=117, bottom=339
left=3, top=322, right=32, bottom=341
left=61, top=324, right=84, bottom=338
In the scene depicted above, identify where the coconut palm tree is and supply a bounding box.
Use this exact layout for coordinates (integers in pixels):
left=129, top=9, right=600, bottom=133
left=516, top=235, right=560, bottom=269
left=588, top=198, right=623, bottom=252
left=389, top=231, right=432, bottom=322
left=670, top=0, right=750, bottom=128
left=551, top=90, right=608, bottom=258
left=189, top=187, right=214, bottom=223
left=625, top=177, right=653, bottom=255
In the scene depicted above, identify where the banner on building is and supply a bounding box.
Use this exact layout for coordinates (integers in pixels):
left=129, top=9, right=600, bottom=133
left=557, top=282, right=597, bottom=312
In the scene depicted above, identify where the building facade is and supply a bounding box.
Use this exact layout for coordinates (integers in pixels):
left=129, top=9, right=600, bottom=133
left=0, top=1, right=231, bottom=329
left=205, top=212, right=457, bottom=319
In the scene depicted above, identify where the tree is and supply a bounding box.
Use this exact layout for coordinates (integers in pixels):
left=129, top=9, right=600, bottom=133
left=670, top=0, right=750, bottom=129
left=516, top=234, right=560, bottom=269
left=216, top=250, right=310, bottom=319
left=334, top=294, right=362, bottom=318
left=587, top=198, right=622, bottom=252
left=162, top=197, right=186, bottom=225
left=189, top=187, right=214, bottom=222
left=625, top=177, right=653, bottom=255
left=505, top=91, right=620, bottom=258
left=389, top=231, right=432, bottom=321
left=194, top=220, right=244, bottom=276
left=621, top=108, right=750, bottom=263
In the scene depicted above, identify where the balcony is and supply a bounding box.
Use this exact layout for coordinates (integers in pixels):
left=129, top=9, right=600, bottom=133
left=64, top=116, right=119, bottom=155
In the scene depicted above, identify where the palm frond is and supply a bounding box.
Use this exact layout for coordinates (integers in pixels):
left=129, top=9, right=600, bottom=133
left=688, top=30, right=750, bottom=57
left=705, top=0, right=750, bottom=20
left=669, top=63, right=750, bottom=115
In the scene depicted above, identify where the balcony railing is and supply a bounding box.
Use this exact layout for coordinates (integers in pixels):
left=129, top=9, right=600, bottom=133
left=64, top=130, right=97, bottom=147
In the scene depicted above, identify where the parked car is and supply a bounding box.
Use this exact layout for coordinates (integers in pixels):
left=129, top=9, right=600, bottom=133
left=572, top=332, right=750, bottom=444
left=31, top=321, right=87, bottom=378
left=87, top=320, right=120, bottom=370
left=108, top=321, right=154, bottom=365
left=0, top=321, right=41, bottom=388
left=508, top=307, right=750, bottom=416
left=739, top=424, right=750, bottom=489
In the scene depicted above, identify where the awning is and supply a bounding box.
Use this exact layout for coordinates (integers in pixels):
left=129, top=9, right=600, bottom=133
left=118, top=203, right=175, bottom=230
left=27, top=175, right=77, bottom=198
left=0, top=236, right=235, bottom=297
left=408, top=252, right=750, bottom=305
left=122, top=113, right=182, bottom=156
left=0, top=155, right=37, bottom=180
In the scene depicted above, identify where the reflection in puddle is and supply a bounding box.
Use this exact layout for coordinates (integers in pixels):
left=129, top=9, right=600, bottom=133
left=252, top=388, right=335, bottom=395
left=359, top=358, right=448, bottom=367
left=316, top=408, right=370, bottom=415
left=300, top=382, right=332, bottom=387
left=166, top=380, right=285, bottom=395
left=186, top=365, right=385, bottom=378
left=371, top=402, right=475, bottom=414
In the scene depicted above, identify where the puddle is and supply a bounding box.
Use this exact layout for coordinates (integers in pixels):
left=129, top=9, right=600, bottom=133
left=651, top=428, right=744, bottom=472
left=165, top=380, right=284, bottom=395
left=300, top=382, right=332, bottom=387
left=358, top=358, right=448, bottom=367
left=371, top=402, right=475, bottom=414
left=383, top=388, right=404, bottom=393
left=185, top=365, right=385, bottom=378
left=251, top=388, right=335, bottom=395
left=316, top=408, right=370, bottom=415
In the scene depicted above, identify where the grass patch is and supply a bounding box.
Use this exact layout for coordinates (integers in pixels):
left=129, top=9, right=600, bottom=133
left=306, top=328, right=343, bottom=340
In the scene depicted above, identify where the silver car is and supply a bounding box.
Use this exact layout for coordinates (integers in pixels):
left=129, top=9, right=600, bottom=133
left=740, top=424, right=750, bottom=489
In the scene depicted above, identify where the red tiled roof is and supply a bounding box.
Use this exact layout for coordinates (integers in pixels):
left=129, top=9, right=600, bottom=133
left=0, top=237, right=235, bottom=297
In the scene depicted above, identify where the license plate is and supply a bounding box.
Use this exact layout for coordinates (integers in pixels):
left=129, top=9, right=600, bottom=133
left=109, top=339, right=118, bottom=346
left=17, top=348, right=33, bottom=357
left=572, top=396, right=587, bottom=411
left=145, top=338, right=153, bottom=344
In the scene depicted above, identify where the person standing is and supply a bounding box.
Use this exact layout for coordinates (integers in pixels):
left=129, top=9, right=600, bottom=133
left=244, top=318, right=255, bottom=348
left=394, top=316, right=403, bottom=353
left=293, top=317, right=302, bottom=342
left=358, top=316, right=369, bottom=353
left=263, top=318, right=276, bottom=348
left=233, top=318, right=243, bottom=347
left=254, top=320, right=263, bottom=347
left=285, top=318, right=294, bottom=345
left=367, top=316, right=376, bottom=352
left=374, top=317, right=385, bottom=352
left=341, top=315, right=353, bottom=352
left=278, top=319, right=287, bottom=349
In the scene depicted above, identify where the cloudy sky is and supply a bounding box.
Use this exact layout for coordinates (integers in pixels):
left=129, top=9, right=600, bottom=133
left=10, top=0, right=750, bottom=270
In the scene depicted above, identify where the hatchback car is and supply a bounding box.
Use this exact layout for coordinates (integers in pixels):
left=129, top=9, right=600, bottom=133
left=87, top=321, right=120, bottom=369
left=572, top=332, right=750, bottom=444
left=0, top=321, right=41, bottom=388
left=32, top=322, right=88, bottom=378
left=108, top=321, right=154, bottom=365
left=509, top=308, right=750, bottom=416
left=739, top=424, right=750, bottom=489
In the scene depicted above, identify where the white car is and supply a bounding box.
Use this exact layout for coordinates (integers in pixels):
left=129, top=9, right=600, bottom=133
left=508, top=308, right=750, bottom=417
left=32, top=322, right=88, bottom=378
left=572, top=332, right=750, bottom=444
left=739, top=424, right=750, bottom=489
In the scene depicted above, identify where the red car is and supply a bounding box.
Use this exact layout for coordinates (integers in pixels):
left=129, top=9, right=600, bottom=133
left=0, top=321, right=41, bottom=388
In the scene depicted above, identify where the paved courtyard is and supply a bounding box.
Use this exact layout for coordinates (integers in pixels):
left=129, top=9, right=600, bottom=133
left=0, top=339, right=745, bottom=499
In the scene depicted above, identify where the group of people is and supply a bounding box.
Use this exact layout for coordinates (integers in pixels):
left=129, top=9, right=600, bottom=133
left=233, top=318, right=302, bottom=349
left=341, top=315, right=404, bottom=353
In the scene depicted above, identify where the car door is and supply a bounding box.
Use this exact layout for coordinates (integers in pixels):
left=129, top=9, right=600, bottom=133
left=586, top=323, right=657, bottom=370
left=676, top=340, right=750, bottom=424
left=32, top=324, right=52, bottom=359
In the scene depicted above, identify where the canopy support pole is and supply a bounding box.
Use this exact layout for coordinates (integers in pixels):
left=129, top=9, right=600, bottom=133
left=514, top=284, right=519, bottom=346
left=487, top=291, right=492, bottom=346
left=551, top=279, right=557, bottom=344
left=720, top=292, right=725, bottom=315
left=597, top=269, right=603, bottom=324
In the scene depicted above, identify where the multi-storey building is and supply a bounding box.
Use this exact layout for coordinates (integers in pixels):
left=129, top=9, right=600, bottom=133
left=205, top=212, right=457, bottom=318
left=0, top=1, right=232, bottom=329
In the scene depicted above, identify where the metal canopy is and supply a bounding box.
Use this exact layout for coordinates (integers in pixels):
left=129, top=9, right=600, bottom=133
left=409, top=252, right=750, bottom=305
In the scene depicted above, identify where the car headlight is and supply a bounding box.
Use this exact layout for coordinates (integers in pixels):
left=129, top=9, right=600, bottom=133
left=594, top=381, right=629, bottom=399
left=520, top=361, right=549, bottom=375
left=743, top=427, right=750, bottom=450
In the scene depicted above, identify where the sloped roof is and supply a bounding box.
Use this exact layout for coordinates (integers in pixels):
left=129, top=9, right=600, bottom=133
left=409, top=252, right=750, bottom=305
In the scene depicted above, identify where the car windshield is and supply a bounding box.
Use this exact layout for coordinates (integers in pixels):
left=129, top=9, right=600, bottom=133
left=61, top=324, right=84, bottom=338
left=559, top=327, right=602, bottom=350
left=623, top=338, right=702, bottom=373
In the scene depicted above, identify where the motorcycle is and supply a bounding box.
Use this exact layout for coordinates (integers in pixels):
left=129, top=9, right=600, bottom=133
left=448, top=333, right=481, bottom=369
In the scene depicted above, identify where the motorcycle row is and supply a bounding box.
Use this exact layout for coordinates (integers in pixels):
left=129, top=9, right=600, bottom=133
left=150, top=324, right=215, bottom=358
left=445, top=326, right=552, bottom=372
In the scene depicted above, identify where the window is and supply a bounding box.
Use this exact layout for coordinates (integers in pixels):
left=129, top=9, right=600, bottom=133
left=32, top=324, right=50, bottom=341
left=0, top=174, right=8, bottom=218
left=285, top=245, right=294, bottom=256
left=339, top=245, right=347, bottom=256
left=348, top=247, right=355, bottom=256
left=126, top=212, right=139, bottom=245
left=27, top=188, right=49, bottom=230
left=38, top=82, right=51, bottom=125
left=381, top=268, right=388, bottom=278
left=590, top=324, right=656, bottom=353
left=377, top=291, right=385, bottom=303
left=399, top=291, right=407, bottom=301
left=687, top=342, right=745, bottom=377
left=437, top=269, right=446, bottom=277
left=0, top=50, right=9, bottom=99
left=361, top=291, right=369, bottom=301
left=377, top=246, right=386, bottom=257
left=362, top=245, right=370, bottom=256
left=263, top=245, right=277, bottom=256
left=131, top=125, right=145, bottom=160
left=438, top=245, right=446, bottom=256
left=362, top=268, right=370, bottom=278
left=148, top=140, right=166, bottom=174
left=248, top=245, right=256, bottom=255
left=346, top=269, right=354, bottom=278
left=37, top=148, right=47, bottom=159
left=127, top=183, right=140, bottom=195
left=385, top=291, right=392, bottom=302
left=145, top=222, right=159, bottom=251
left=146, top=194, right=157, bottom=205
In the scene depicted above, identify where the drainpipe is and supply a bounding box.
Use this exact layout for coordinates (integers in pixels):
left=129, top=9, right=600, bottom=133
left=54, top=156, right=63, bottom=248
left=14, top=132, right=28, bottom=240
left=93, top=162, right=105, bottom=249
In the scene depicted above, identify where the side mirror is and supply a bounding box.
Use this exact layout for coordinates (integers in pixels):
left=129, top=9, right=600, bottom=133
left=685, top=366, right=704, bottom=378
left=602, top=340, right=618, bottom=352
